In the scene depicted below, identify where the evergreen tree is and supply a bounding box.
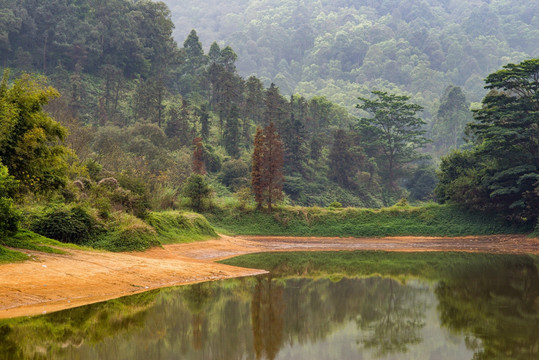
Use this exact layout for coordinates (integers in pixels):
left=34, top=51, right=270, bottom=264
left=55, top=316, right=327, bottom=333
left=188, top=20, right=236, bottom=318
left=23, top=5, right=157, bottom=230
left=196, top=103, right=211, bottom=141
left=165, top=99, right=192, bottom=146
left=263, top=83, right=288, bottom=130
left=183, top=173, right=211, bottom=212
left=244, top=76, right=265, bottom=125
left=430, top=85, right=473, bottom=156
left=223, top=105, right=241, bottom=158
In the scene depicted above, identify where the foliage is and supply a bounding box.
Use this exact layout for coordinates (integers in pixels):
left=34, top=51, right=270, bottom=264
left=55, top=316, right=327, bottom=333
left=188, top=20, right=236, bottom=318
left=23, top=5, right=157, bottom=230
left=429, top=85, right=473, bottom=157
left=405, top=165, right=438, bottom=201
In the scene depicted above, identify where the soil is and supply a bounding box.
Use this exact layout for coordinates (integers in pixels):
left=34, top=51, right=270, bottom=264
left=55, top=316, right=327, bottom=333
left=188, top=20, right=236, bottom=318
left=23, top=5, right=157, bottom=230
left=1, top=233, right=538, bottom=319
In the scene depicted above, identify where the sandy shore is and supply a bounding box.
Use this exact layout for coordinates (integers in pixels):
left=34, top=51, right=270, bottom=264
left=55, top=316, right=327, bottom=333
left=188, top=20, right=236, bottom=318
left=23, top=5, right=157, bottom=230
left=1, top=233, right=538, bottom=319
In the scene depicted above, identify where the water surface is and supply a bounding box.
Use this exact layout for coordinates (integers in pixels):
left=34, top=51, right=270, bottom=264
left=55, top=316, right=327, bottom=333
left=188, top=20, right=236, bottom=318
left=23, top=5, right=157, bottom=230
left=2, top=254, right=539, bottom=359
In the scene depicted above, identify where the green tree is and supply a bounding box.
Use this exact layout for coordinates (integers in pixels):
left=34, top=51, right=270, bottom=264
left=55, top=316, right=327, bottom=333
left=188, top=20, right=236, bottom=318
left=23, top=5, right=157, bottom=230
left=183, top=173, right=212, bottom=212
left=0, top=72, right=68, bottom=193
left=440, top=59, right=539, bottom=221
left=328, top=129, right=363, bottom=190
left=223, top=105, right=241, bottom=158
left=356, top=91, right=429, bottom=190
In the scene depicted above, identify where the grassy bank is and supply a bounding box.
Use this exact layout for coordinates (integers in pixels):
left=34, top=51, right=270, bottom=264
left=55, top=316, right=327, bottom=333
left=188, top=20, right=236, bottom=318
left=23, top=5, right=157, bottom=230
left=220, top=251, right=539, bottom=280
left=206, top=203, right=532, bottom=237
left=146, top=211, right=217, bottom=244
left=0, top=210, right=218, bottom=259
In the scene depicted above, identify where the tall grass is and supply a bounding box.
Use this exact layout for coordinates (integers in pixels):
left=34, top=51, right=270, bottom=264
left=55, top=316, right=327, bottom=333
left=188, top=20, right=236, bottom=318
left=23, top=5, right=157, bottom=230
left=206, top=203, right=531, bottom=237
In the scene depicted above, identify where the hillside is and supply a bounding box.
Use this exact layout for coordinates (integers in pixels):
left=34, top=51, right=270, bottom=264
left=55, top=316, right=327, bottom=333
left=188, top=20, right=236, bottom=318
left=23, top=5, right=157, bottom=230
left=163, top=0, right=538, bottom=117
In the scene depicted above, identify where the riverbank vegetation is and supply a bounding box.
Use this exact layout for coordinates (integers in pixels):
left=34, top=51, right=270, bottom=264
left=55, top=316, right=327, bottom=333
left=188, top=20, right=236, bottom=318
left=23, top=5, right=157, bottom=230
left=206, top=203, right=531, bottom=237
left=0, top=0, right=538, bottom=258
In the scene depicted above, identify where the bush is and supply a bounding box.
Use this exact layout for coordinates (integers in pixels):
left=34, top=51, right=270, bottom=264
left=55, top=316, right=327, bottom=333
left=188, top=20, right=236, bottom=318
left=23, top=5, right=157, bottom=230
left=0, top=163, right=20, bottom=237
left=99, top=225, right=159, bottom=252
left=92, top=213, right=159, bottom=252
left=0, top=197, right=20, bottom=237
left=328, top=201, right=342, bottom=209
left=31, top=205, right=100, bottom=244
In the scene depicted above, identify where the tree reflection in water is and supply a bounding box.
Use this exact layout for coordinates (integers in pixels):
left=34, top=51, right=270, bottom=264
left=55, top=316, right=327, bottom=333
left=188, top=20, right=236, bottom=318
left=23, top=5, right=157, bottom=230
left=435, top=255, right=539, bottom=360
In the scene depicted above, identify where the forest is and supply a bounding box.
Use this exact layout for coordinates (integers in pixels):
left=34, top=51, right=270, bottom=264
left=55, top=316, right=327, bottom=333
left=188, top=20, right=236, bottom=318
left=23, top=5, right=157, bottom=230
left=0, top=0, right=538, bottom=252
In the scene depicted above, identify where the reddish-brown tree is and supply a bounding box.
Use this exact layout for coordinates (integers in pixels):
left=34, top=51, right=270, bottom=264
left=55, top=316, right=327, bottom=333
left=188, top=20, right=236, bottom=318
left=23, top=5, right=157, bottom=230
left=192, top=137, right=206, bottom=175
left=251, top=127, right=264, bottom=209
left=262, top=122, right=284, bottom=212
left=251, top=123, right=284, bottom=211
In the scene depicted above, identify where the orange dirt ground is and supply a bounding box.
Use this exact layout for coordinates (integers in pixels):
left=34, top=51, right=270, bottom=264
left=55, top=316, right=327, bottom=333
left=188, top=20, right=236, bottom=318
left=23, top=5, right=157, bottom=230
left=1, top=233, right=539, bottom=319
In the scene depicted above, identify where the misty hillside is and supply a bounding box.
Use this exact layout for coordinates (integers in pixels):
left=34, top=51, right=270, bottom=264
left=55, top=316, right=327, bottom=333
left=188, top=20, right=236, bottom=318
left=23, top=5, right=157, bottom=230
left=163, top=0, right=538, bottom=116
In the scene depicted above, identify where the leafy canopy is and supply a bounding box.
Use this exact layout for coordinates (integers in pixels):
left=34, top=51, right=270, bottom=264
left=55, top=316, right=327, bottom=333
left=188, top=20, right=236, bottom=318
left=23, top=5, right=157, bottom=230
left=436, top=58, right=539, bottom=221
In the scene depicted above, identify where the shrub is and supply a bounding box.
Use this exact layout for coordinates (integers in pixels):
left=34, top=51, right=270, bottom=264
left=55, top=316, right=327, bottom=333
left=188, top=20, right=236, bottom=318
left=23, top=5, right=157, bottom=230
left=146, top=211, right=217, bottom=243
left=93, top=213, right=159, bottom=252
left=31, top=205, right=100, bottom=244
left=0, top=163, right=20, bottom=237
left=100, top=225, right=159, bottom=252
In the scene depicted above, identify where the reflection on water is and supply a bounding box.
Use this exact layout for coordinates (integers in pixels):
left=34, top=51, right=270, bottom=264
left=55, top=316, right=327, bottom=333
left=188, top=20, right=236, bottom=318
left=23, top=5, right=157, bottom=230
left=2, top=255, right=539, bottom=359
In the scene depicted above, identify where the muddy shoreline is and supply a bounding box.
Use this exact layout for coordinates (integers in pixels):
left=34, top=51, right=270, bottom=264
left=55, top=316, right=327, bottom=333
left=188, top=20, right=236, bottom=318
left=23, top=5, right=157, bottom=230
left=1, top=234, right=538, bottom=319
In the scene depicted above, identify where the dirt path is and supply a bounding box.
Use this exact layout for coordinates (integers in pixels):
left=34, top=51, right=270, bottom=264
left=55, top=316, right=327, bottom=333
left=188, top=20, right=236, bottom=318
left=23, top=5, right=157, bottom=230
left=1, top=234, right=538, bottom=319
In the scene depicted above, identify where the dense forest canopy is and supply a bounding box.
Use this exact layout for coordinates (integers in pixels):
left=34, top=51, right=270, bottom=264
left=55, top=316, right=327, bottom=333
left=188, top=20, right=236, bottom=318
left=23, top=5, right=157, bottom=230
left=163, top=0, right=538, bottom=116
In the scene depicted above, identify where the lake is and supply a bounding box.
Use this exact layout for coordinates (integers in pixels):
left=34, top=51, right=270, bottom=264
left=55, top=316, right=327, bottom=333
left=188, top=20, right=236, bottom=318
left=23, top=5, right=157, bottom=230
left=2, top=253, right=539, bottom=359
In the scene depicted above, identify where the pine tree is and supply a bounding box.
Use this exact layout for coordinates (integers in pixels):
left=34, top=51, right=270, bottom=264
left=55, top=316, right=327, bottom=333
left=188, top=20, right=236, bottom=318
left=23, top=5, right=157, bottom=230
left=223, top=105, right=241, bottom=158
left=251, top=123, right=284, bottom=212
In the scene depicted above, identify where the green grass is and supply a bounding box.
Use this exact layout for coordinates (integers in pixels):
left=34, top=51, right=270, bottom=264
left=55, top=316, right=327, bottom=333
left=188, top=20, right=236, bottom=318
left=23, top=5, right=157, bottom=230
left=90, top=211, right=218, bottom=252
left=0, top=245, right=29, bottom=263
left=220, top=251, right=539, bottom=280
left=146, top=211, right=218, bottom=244
left=206, top=203, right=532, bottom=237
left=0, top=230, right=93, bottom=255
